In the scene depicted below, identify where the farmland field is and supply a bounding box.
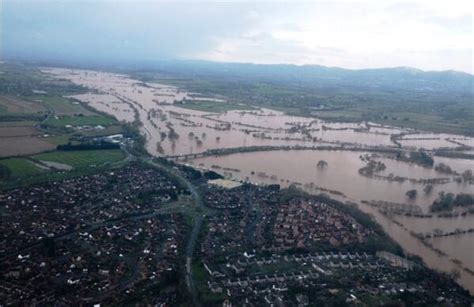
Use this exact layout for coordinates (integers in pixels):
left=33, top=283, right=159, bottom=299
left=0, top=63, right=123, bottom=159
left=44, top=115, right=116, bottom=127
left=33, top=149, right=125, bottom=169
left=0, top=96, right=47, bottom=114
left=0, top=126, right=40, bottom=137
left=0, top=121, right=37, bottom=127
left=24, top=95, right=95, bottom=115
left=0, top=137, right=56, bottom=157
left=0, top=158, right=45, bottom=178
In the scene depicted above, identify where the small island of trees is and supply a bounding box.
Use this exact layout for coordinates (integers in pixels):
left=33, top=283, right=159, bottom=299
left=430, top=192, right=474, bottom=212
left=317, top=160, right=328, bottom=169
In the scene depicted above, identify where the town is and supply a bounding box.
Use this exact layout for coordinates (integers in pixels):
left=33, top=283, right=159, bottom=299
left=196, top=183, right=471, bottom=305
left=1, top=163, right=188, bottom=305
left=2, top=161, right=472, bottom=305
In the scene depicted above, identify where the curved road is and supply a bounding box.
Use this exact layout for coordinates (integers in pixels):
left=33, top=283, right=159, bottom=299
left=145, top=157, right=205, bottom=306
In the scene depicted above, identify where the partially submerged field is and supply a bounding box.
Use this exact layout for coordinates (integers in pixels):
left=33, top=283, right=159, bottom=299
left=0, top=62, right=126, bottom=182
left=140, top=66, right=474, bottom=136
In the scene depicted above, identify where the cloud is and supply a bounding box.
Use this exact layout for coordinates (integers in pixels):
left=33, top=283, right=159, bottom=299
left=196, top=1, right=473, bottom=72
left=2, top=0, right=472, bottom=72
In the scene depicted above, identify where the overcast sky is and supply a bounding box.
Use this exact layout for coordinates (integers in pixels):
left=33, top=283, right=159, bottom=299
left=2, top=0, right=473, bottom=73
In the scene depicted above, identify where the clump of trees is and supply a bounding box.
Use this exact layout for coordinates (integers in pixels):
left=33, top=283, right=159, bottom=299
left=406, top=189, right=418, bottom=199
left=168, top=128, right=180, bottom=140
left=0, top=164, right=12, bottom=180
left=156, top=142, right=164, bottom=154
left=57, top=141, right=120, bottom=151
left=423, top=184, right=433, bottom=194
left=160, top=132, right=167, bottom=141
left=434, top=163, right=456, bottom=174
left=430, top=192, right=474, bottom=212
left=317, top=160, right=328, bottom=169
left=359, top=160, right=386, bottom=176
left=396, top=150, right=434, bottom=168
left=461, top=170, right=473, bottom=182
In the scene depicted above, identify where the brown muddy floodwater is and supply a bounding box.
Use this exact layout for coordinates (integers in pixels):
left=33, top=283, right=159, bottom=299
left=45, top=67, right=474, bottom=293
left=190, top=150, right=474, bottom=292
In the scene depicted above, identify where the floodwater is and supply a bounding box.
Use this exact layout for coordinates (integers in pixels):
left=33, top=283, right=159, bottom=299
left=190, top=150, right=472, bottom=209
left=45, top=68, right=473, bottom=156
left=45, top=67, right=474, bottom=293
left=191, top=150, right=474, bottom=292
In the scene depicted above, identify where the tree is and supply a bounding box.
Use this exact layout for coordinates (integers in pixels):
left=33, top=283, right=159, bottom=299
left=461, top=170, right=473, bottom=182
left=317, top=160, right=328, bottom=169
left=434, top=163, right=454, bottom=174
left=0, top=164, right=12, bottom=180
left=430, top=192, right=455, bottom=212
left=423, top=184, right=433, bottom=194
left=406, top=189, right=417, bottom=199
left=450, top=268, right=461, bottom=281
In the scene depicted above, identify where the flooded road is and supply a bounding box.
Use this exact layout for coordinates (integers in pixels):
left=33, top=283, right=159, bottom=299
left=45, top=67, right=474, bottom=293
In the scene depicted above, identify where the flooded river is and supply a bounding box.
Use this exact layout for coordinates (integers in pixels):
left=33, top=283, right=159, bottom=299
left=45, top=67, right=474, bottom=293
left=190, top=150, right=474, bottom=292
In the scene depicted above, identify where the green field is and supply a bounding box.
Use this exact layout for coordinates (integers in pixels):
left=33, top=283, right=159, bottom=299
left=192, top=263, right=227, bottom=304
left=0, top=121, right=37, bottom=127
left=45, top=134, right=71, bottom=145
left=174, top=100, right=255, bottom=113
left=32, top=149, right=125, bottom=169
left=45, top=115, right=116, bottom=127
left=0, top=158, right=45, bottom=178
left=27, top=95, right=93, bottom=115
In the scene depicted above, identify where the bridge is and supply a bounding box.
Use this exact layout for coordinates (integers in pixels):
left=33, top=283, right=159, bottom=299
left=164, top=144, right=425, bottom=163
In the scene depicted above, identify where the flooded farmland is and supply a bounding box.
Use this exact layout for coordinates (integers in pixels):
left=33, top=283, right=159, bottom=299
left=45, top=68, right=474, bottom=293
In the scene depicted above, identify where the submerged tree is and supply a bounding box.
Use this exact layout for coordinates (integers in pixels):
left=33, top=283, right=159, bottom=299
left=156, top=142, right=164, bottom=154
left=317, top=160, right=328, bottom=169
left=423, top=184, right=433, bottom=194
left=406, top=189, right=418, bottom=199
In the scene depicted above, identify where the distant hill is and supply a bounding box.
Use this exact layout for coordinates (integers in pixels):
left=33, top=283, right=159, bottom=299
left=134, top=60, right=474, bottom=94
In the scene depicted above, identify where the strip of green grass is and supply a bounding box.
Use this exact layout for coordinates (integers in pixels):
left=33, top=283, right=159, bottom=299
left=0, top=158, right=45, bottom=178
left=33, top=149, right=125, bottom=169
left=174, top=100, right=255, bottom=113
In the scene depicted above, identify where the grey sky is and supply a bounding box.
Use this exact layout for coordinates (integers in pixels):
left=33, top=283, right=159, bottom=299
left=2, top=0, right=472, bottom=72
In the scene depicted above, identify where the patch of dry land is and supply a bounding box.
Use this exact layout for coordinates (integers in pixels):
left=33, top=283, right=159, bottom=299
left=0, top=137, right=55, bottom=157
left=0, top=96, right=47, bottom=113
left=0, top=126, right=40, bottom=138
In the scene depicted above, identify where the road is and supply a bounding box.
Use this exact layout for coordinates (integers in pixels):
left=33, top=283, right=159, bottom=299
left=145, top=157, right=206, bottom=307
